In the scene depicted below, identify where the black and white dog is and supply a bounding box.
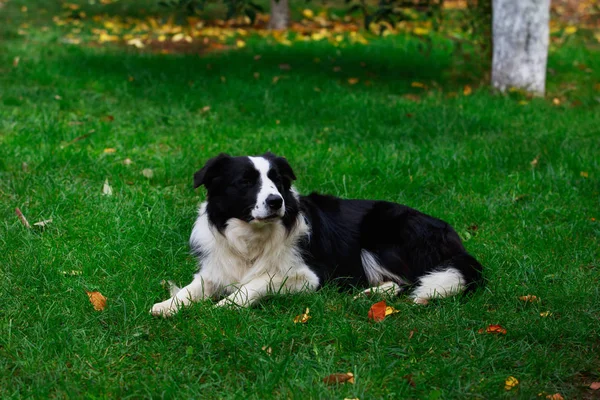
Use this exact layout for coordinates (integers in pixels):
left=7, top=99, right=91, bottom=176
left=151, top=153, right=483, bottom=317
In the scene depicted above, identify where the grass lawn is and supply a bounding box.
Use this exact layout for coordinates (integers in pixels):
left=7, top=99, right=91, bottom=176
left=1, top=1, right=599, bottom=398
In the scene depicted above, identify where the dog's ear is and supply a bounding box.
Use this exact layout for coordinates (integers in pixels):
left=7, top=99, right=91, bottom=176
left=264, top=152, right=296, bottom=182
left=193, top=153, right=231, bottom=189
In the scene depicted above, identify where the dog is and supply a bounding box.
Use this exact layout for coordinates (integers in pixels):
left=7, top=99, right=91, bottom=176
left=150, top=152, right=483, bottom=317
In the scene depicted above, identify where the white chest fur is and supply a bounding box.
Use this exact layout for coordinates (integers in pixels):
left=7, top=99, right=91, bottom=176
left=189, top=202, right=316, bottom=294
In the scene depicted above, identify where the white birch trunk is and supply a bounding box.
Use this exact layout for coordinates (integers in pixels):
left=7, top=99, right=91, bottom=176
left=492, top=0, right=550, bottom=96
left=267, top=0, right=290, bottom=30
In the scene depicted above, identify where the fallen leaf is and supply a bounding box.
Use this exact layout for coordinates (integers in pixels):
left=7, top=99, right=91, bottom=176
left=463, top=85, right=472, bottom=96
left=172, top=33, right=185, bottom=42
left=55, top=95, right=62, bottom=100
left=15, top=207, right=31, bottom=228
left=385, top=305, right=399, bottom=317
left=590, top=382, right=600, bottom=390
left=546, top=394, right=564, bottom=400
left=127, top=38, right=145, bottom=48
left=253, top=72, right=260, bottom=79
left=580, top=171, right=589, bottom=178
left=313, top=87, right=321, bottom=92
left=102, top=179, right=113, bottom=196
left=261, top=346, right=272, bottom=355
left=348, top=78, right=359, bottom=85
left=103, top=115, right=114, bottom=122
left=201, top=105, right=211, bottom=113
left=368, top=300, right=387, bottom=322
left=294, top=307, right=311, bottom=323
left=60, top=270, right=82, bottom=276
left=519, top=295, right=539, bottom=303
left=403, top=94, right=421, bottom=102
left=86, top=290, right=107, bottom=311
left=272, top=76, right=280, bottom=84
left=504, top=376, right=519, bottom=390
left=530, top=155, right=539, bottom=167
left=236, top=39, right=246, bottom=48
left=408, top=329, right=417, bottom=340
left=411, top=81, right=426, bottom=88
left=322, top=372, right=354, bottom=385
left=22, top=162, right=28, bottom=172
left=564, top=26, right=577, bottom=35
left=279, top=63, right=291, bottom=70
left=332, top=66, right=341, bottom=72
left=142, top=168, right=154, bottom=179
left=480, top=324, right=507, bottom=334
left=123, top=158, right=133, bottom=165
left=403, top=373, right=416, bottom=387
left=540, top=311, right=552, bottom=317
left=552, top=97, right=561, bottom=105
left=33, top=218, right=53, bottom=227
left=13, top=56, right=20, bottom=67
left=302, top=9, right=314, bottom=19
left=103, top=148, right=116, bottom=154
left=413, top=27, right=429, bottom=35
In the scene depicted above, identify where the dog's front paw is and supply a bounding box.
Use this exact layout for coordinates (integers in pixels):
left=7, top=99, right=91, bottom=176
left=150, top=299, right=180, bottom=317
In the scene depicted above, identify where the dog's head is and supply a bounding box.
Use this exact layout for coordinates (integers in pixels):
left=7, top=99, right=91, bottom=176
left=194, top=152, right=298, bottom=230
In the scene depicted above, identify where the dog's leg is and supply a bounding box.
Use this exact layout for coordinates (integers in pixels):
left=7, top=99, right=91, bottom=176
left=150, top=275, right=215, bottom=317
left=216, top=272, right=317, bottom=308
left=410, top=268, right=465, bottom=305
left=353, top=281, right=404, bottom=300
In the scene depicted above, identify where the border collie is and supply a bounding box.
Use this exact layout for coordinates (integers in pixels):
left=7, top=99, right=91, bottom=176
left=150, top=153, right=483, bottom=317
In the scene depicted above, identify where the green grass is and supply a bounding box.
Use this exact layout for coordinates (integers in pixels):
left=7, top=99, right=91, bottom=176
left=1, top=1, right=600, bottom=398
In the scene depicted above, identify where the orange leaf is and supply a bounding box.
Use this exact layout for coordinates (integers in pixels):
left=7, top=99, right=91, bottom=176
left=322, top=372, right=354, bottom=385
left=347, top=78, right=359, bottom=85
left=293, top=307, right=311, bottom=323
left=463, top=85, right=472, bottom=96
left=546, top=394, right=564, bottom=400
left=519, top=295, right=539, bottom=303
left=486, top=324, right=507, bottom=334
left=86, top=291, right=107, bottom=311
left=590, top=382, right=600, bottom=390
left=368, top=300, right=387, bottom=321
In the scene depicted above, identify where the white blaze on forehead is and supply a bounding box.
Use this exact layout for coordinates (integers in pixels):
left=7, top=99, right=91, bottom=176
left=248, top=156, right=284, bottom=220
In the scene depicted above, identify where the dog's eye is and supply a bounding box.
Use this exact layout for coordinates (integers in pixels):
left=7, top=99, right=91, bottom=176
left=240, top=178, right=253, bottom=186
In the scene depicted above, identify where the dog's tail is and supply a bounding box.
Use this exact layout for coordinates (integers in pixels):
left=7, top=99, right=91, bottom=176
left=411, top=252, right=484, bottom=303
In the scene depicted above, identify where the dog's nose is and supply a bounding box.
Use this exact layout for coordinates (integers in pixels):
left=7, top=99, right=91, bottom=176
left=266, top=194, right=283, bottom=210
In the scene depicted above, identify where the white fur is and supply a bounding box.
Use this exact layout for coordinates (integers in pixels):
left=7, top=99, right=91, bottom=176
left=248, top=156, right=284, bottom=220
left=150, top=202, right=319, bottom=316
left=360, top=249, right=406, bottom=286
left=410, top=267, right=465, bottom=304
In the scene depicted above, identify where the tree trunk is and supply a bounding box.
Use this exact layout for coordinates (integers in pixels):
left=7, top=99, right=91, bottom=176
left=491, top=0, right=550, bottom=96
left=268, top=0, right=290, bottom=30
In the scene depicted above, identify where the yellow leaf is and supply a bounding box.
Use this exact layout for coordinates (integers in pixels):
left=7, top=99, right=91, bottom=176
left=172, top=33, right=185, bottom=42
left=157, top=35, right=166, bottom=42
left=348, top=78, right=359, bottom=85
left=580, top=171, right=589, bottom=178
left=86, top=291, right=107, bottom=311
left=463, top=85, right=472, bottom=96
left=293, top=307, right=311, bottom=323
left=411, top=81, right=426, bottom=88
left=505, top=376, right=519, bottom=390
left=103, top=148, right=116, bottom=154
left=519, top=295, right=539, bottom=302
left=236, top=39, right=246, bottom=48
left=98, top=33, right=119, bottom=43
left=384, top=306, right=399, bottom=316
left=552, top=97, right=560, bottom=105
left=540, top=311, right=552, bottom=317
left=564, top=26, right=577, bottom=35
left=302, top=9, right=314, bottom=19
left=413, top=27, right=429, bottom=36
